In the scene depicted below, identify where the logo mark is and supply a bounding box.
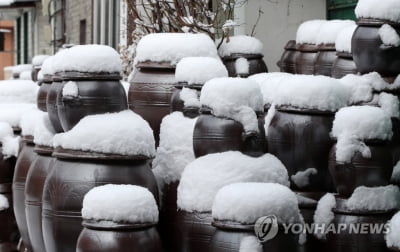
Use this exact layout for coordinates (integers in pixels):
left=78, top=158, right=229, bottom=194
left=254, top=215, right=279, bottom=242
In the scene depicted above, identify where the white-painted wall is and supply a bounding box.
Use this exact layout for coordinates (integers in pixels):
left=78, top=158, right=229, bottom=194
left=235, top=0, right=326, bottom=72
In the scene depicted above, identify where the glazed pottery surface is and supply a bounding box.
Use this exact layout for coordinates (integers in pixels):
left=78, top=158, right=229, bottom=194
left=221, top=53, right=268, bottom=77
left=331, top=52, right=358, bottom=79
left=295, top=44, right=319, bottom=75
left=278, top=40, right=298, bottom=74
left=46, top=79, right=64, bottom=133
left=314, top=45, right=337, bottom=76
left=37, top=82, right=51, bottom=112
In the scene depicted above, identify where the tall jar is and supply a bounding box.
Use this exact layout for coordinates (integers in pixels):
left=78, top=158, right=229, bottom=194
left=278, top=40, right=298, bottom=74
left=314, top=44, right=337, bottom=76
left=295, top=44, right=319, bottom=75
left=46, top=75, right=64, bottom=133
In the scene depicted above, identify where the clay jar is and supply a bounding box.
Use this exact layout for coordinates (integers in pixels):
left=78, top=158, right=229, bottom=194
left=328, top=140, right=393, bottom=197
left=12, top=136, right=37, bottom=252
left=278, top=40, right=298, bottom=74
left=352, top=19, right=400, bottom=76
left=324, top=196, right=396, bottom=252
left=31, top=65, right=41, bottom=82
left=42, top=148, right=159, bottom=252
left=295, top=44, right=319, bottom=75
left=46, top=75, right=65, bottom=133
left=314, top=44, right=337, bottom=76
left=268, top=106, right=336, bottom=192
left=193, top=107, right=266, bottom=158
left=0, top=183, right=19, bottom=252
left=170, top=83, right=201, bottom=118
left=221, top=53, right=268, bottom=77
left=331, top=52, right=358, bottom=79
left=57, top=72, right=128, bottom=131
left=128, top=62, right=176, bottom=145
left=210, top=220, right=298, bottom=252
left=76, top=220, right=163, bottom=252
left=37, top=74, right=53, bottom=112
left=24, top=145, right=54, bottom=252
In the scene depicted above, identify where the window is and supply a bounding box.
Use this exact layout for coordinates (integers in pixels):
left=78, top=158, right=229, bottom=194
left=0, top=33, right=4, bottom=51
left=50, top=0, right=65, bottom=51
left=93, top=0, right=120, bottom=49
left=80, top=19, right=86, bottom=44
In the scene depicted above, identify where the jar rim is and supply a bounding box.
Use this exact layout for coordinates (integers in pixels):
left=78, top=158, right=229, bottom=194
left=82, top=219, right=157, bottom=230
left=53, top=147, right=152, bottom=161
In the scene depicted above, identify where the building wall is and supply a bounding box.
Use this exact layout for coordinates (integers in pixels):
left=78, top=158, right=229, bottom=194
left=0, top=20, right=14, bottom=80
left=237, top=0, right=327, bottom=72
left=64, top=0, right=93, bottom=45
left=34, top=1, right=52, bottom=55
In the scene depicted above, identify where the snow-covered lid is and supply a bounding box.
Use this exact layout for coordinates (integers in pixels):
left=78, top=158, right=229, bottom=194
left=345, top=185, right=400, bottom=211
left=34, top=114, right=56, bottom=147
left=20, top=109, right=46, bottom=137
left=386, top=211, right=400, bottom=249
left=152, top=112, right=197, bottom=184
left=212, top=183, right=302, bottom=224
left=41, top=56, right=54, bottom=76
left=200, top=77, right=263, bottom=133
left=217, top=36, right=263, bottom=57
left=273, top=75, right=349, bottom=112
left=0, top=103, right=36, bottom=127
left=82, top=184, right=158, bottom=224
left=175, top=57, right=228, bottom=85
left=2, top=135, right=19, bottom=158
left=249, top=72, right=292, bottom=106
left=379, top=24, right=400, bottom=47
left=363, top=72, right=400, bottom=91
left=135, top=33, right=219, bottom=65
left=37, top=70, right=44, bottom=82
left=338, top=74, right=373, bottom=105
left=313, top=193, right=336, bottom=239
left=0, top=122, right=13, bottom=141
left=52, top=45, right=122, bottom=74
left=316, top=20, right=355, bottom=45
left=355, top=0, right=400, bottom=22
left=0, top=194, right=9, bottom=211
left=0, top=80, right=38, bottom=104
left=296, top=20, right=327, bottom=45
left=335, top=24, right=357, bottom=53
left=32, top=55, right=50, bottom=67
left=19, top=71, right=32, bottom=80
left=12, top=64, right=32, bottom=75
left=177, top=151, right=289, bottom=212
left=53, top=110, right=156, bottom=157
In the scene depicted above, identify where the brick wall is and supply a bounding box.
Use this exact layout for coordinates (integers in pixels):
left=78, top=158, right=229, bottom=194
left=65, top=0, right=93, bottom=45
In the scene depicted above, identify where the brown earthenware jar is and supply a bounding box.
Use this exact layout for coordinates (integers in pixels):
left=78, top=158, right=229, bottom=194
left=170, top=83, right=200, bottom=118
left=314, top=44, right=337, bottom=76
left=128, top=62, right=176, bottom=146
left=12, top=136, right=37, bottom=252
left=328, top=140, right=393, bottom=197
left=324, top=196, right=395, bottom=252
left=57, top=72, right=127, bottom=131
left=210, top=220, right=299, bottom=252
left=221, top=53, right=268, bottom=78
left=268, top=106, right=336, bottom=192
left=278, top=40, right=298, bottom=74
left=46, top=75, right=64, bottom=133
left=76, top=220, right=163, bottom=252
left=0, top=145, right=16, bottom=185
left=25, top=145, right=54, bottom=252
left=31, top=66, right=41, bottom=83
left=37, top=74, right=53, bottom=112
left=0, top=183, right=19, bottom=252
left=193, top=107, right=266, bottom=158
left=158, top=182, right=179, bottom=251
left=296, top=44, right=319, bottom=75
left=331, top=52, right=358, bottom=79
left=352, top=19, right=400, bottom=76
left=42, top=148, right=159, bottom=252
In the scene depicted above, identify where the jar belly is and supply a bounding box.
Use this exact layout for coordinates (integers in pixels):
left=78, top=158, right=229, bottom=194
left=47, top=81, right=64, bottom=133
left=314, top=50, right=337, bottom=76
left=331, top=56, right=358, bottom=79
left=295, top=51, right=318, bottom=75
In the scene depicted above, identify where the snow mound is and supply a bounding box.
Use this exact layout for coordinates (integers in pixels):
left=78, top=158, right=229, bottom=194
left=19, top=71, right=32, bottom=80
left=0, top=80, right=38, bottom=104
left=239, top=236, right=262, bottom=252
left=392, top=161, right=400, bottom=184
left=377, top=92, right=400, bottom=118
left=355, top=0, right=400, bottom=22
left=313, top=193, right=336, bottom=240
left=386, top=211, right=400, bottom=249
left=152, top=112, right=197, bottom=184
left=177, top=151, right=290, bottom=212
left=0, top=194, right=9, bottom=211
left=296, top=20, right=327, bottom=45
left=218, top=35, right=263, bottom=57
left=212, top=182, right=302, bottom=224
left=82, top=184, right=158, bottom=224
left=335, top=25, right=357, bottom=53
left=2, top=135, right=20, bottom=158
left=34, top=114, right=56, bottom=147
left=32, top=55, right=50, bottom=66
left=41, top=56, right=54, bottom=76
left=175, top=57, right=228, bottom=85
left=249, top=72, right=292, bottom=106
left=316, top=20, right=356, bottom=45
left=12, top=64, right=32, bottom=75
left=363, top=72, right=400, bottom=91
left=346, top=185, right=400, bottom=211
left=53, top=110, right=155, bottom=157
left=379, top=24, right=400, bottom=47
left=0, top=103, right=37, bottom=127
left=338, top=74, right=373, bottom=105
left=20, top=108, right=46, bottom=137
left=235, top=57, right=250, bottom=75
left=291, top=168, right=318, bottom=188
left=200, top=77, right=263, bottom=133
left=62, top=81, right=78, bottom=97
left=135, top=33, right=219, bottom=65
left=0, top=122, right=13, bottom=141
left=180, top=88, right=200, bottom=108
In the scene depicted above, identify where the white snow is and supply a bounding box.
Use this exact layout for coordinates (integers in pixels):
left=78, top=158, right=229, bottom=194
left=379, top=24, right=400, bottom=47
left=53, top=110, right=155, bottom=157
left=177, top=151, right=290, bottom=212
left=249, top=72, right=292, bottom=106
left=120, top=81, right=130, bottom=98
left=37, top=71, right=43, bottom=81
left=41, top=56, right=54, bottom=76
left=179, top=88, right=200, bottom=108
left=19, top=71, right=32, bottom=80
left=212, top=183, right=303, bottom=224
left=296, top=20, right=327, bottom=45
left=32, top=55, right=50, bottom=66
left=338, top=74, right=373, bottom=105
left=152, top=112, right=197, bottom=184
left=82, top=184, right=158, bottom=224
left=34, top=114, right=56, bottom=147
left=135, top=33, right=219, bottom=65
left=0, top=122, right=13, bottom=141
left=20, top=108, right=46, bottom=137
left=346, top=185, right=400, bottom=211
left=0, top=194, right=9, bottom=211
left=335, top=136, right=372, bottom=163
left=235, top=57, right=250, bottom=75
left=52, top=45, right=122, bottom=74
left=316, top=20, right=356, bottom=45
left=200, top=77, right=263, bottom=133
left=377, top=93, right=400, bottom=118
left=392, top=160, right=400, bottom=184
left=62, top=81, right=79, bottom=97
left=2, top=135, right=20, bottom=158
left=296, top=194, right=318, bottom=205
left=218, top=36, right=263, bottom=57
left=239, top=236, right=262, bottom=252
left=313, top=193, right=336, bottom=240
left=291, top=168, right=318, bottom=188
left=12, top=64, right=32, bottom=75
left=0, top=0, right=14, bottom=6
left=175, top=57, right=228, bottom=85
left=363, top=72, right=400, bottom=91
left=0, top=103, right=37, bottom=127
left=273, top=75, right=350, bottom=112
left=386, top=211, right=400, bottom=249
left=264, top=104, right=276, bottom=137
left=0, top=80, right=38, bottom=104
left=335, top=25, right=357, bottom=53
left=355, top=0, right=400, bottom=22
